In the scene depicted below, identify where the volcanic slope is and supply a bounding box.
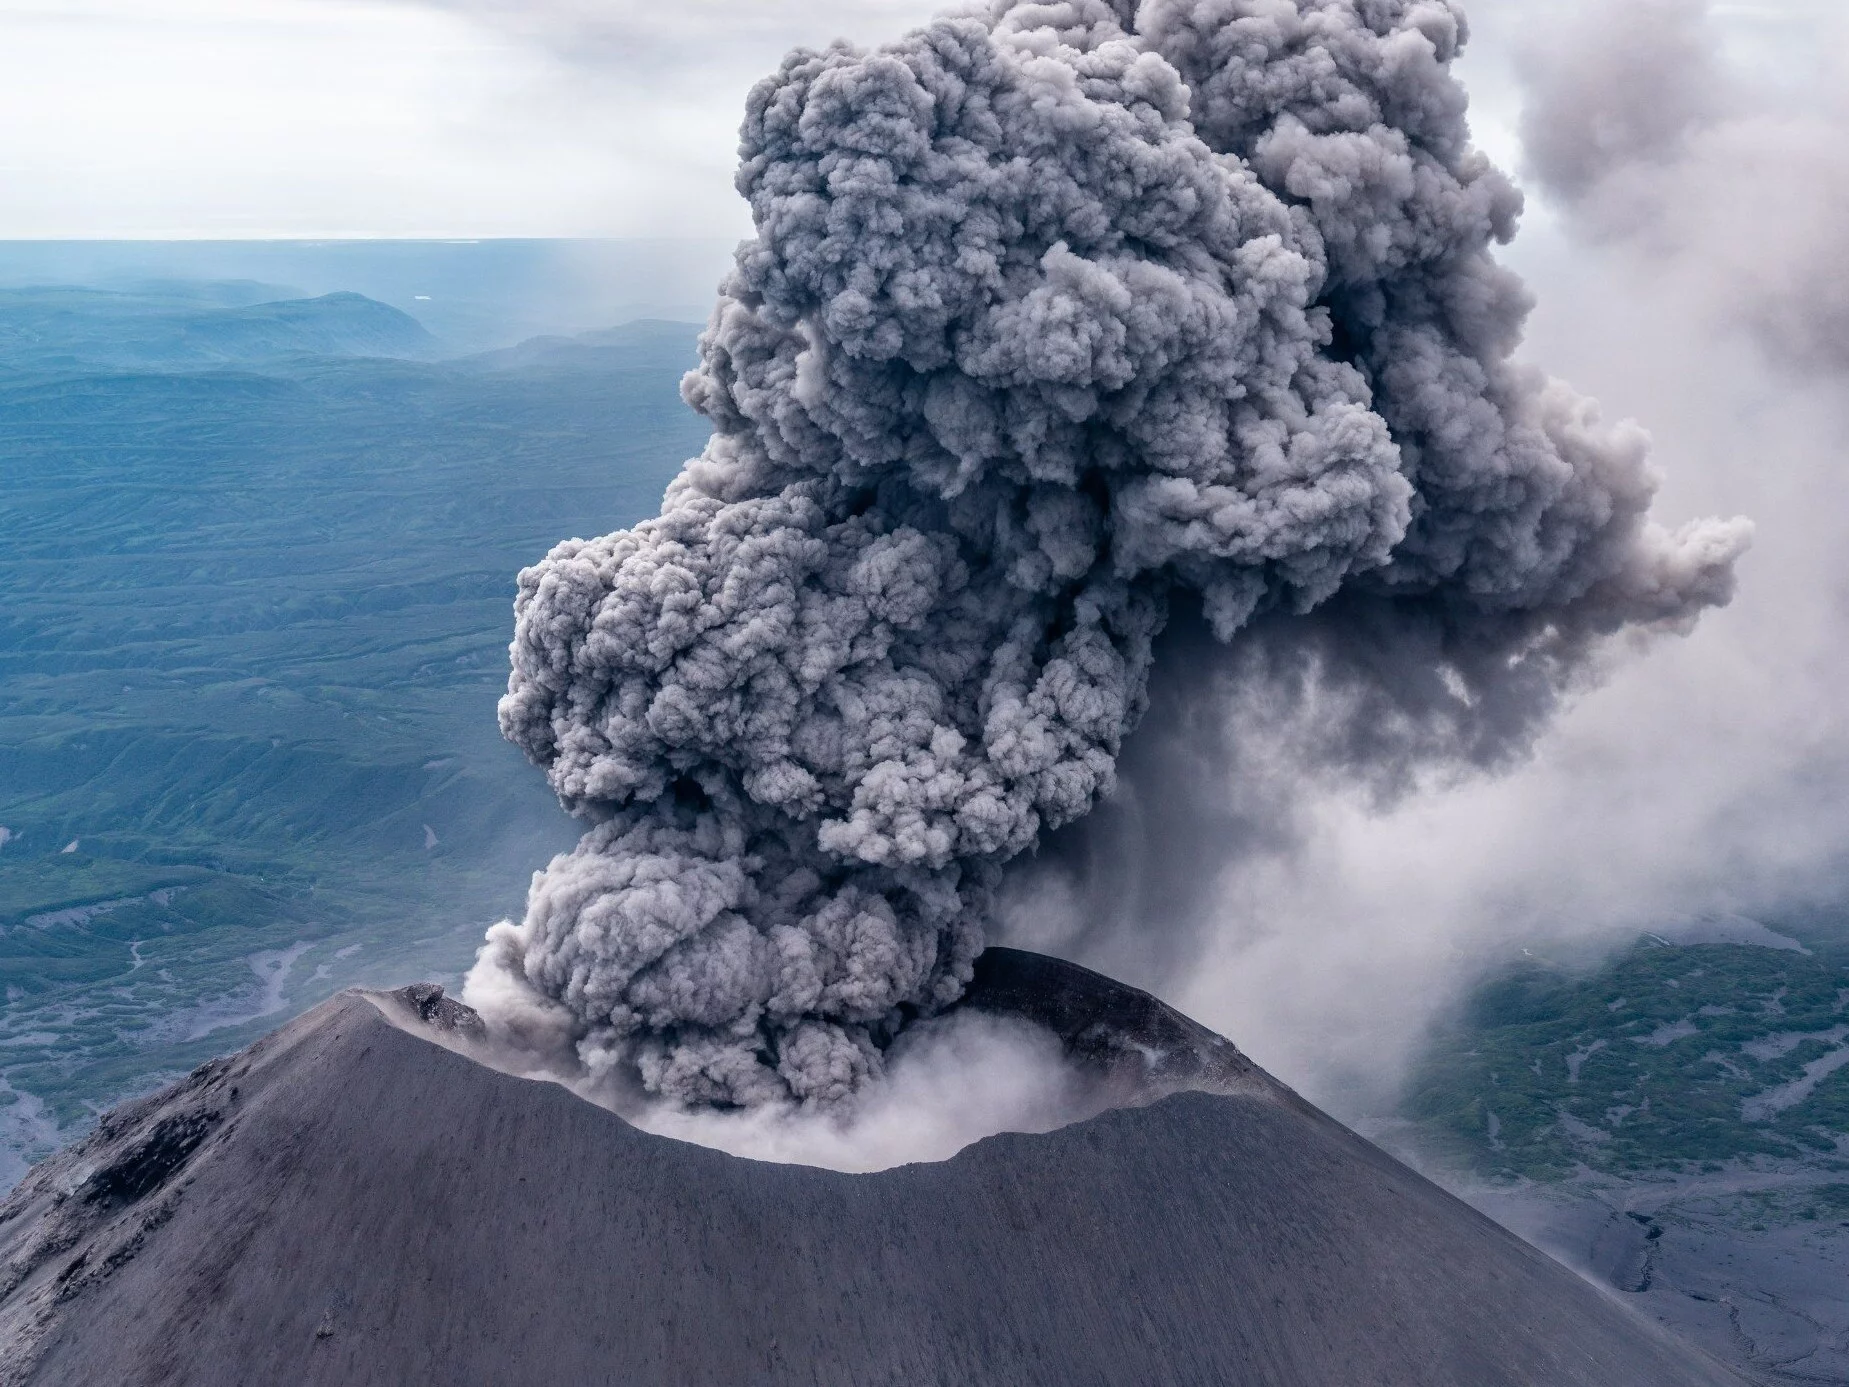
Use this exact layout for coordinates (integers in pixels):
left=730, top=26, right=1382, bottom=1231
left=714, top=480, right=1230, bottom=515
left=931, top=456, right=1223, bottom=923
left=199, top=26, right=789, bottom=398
left=0, top=952, right=1743, bottom=1387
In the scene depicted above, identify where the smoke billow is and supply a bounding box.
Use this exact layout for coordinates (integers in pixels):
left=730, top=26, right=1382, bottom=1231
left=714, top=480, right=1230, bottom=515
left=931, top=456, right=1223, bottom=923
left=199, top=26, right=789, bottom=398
left=466, top=0, right=1747, bottom=1109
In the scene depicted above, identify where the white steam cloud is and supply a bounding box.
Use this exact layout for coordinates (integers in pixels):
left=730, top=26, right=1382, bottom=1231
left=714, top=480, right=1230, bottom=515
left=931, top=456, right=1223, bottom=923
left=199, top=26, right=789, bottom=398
left=467, top=0, right=1746, bottom=1108
left=1514, top=0, right=1849, bottom=372
left=1081, top=0, right=1849, bottom=1120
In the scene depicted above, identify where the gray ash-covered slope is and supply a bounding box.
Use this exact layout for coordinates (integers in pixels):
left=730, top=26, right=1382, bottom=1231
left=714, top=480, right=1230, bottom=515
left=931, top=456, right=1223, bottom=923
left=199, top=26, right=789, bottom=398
left=0, top=952, right=1742, bottom=1387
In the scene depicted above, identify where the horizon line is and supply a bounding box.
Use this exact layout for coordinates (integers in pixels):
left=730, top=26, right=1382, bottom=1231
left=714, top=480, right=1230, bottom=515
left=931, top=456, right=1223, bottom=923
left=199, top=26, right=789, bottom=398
left=0, top=234, right=740, bottom=245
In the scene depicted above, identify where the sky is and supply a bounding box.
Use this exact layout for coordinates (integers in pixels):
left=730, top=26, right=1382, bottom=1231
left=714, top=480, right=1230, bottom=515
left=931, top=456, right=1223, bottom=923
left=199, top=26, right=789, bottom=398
left=0, top=0, right=1831, bottom=239
left=6, top=0, right=1848, bottom=1115
left=0, top=0, right=948, bottom=238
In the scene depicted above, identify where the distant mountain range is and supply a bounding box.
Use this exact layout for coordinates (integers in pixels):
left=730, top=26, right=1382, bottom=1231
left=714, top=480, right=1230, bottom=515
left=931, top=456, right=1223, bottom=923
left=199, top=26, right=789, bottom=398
left=0, top=282, right=710, bottom=1185
left=0, top=240, right=736, bottom=353
left=0, top=286, right=437, bottom=370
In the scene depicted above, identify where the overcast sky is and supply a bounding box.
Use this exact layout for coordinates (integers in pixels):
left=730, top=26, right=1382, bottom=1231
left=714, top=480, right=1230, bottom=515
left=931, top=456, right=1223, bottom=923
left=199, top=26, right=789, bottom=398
left=0, top=0, right=944, bottom=237
left=1, top=0, right=1834, bottom=239
left=0, top=0, right=1830, bottom=238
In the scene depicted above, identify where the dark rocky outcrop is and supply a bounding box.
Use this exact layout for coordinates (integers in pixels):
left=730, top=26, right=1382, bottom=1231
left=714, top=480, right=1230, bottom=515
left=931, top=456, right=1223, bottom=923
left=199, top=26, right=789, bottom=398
left=961, top=946, right=1272, bottom=1099
left=385, top=981, right=486, bottom=1039
left=0, top=953, right=1745, bottom=1386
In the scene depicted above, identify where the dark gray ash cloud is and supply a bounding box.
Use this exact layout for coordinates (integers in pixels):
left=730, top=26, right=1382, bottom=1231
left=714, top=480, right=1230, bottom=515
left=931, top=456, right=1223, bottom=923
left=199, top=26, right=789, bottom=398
left=468, top=0, right=1748, bottom=1108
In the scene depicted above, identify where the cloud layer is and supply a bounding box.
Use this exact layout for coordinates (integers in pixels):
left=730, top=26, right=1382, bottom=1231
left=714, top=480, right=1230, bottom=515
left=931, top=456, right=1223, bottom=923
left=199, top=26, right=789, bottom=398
left=1515, top=0, right=1849, bottom=371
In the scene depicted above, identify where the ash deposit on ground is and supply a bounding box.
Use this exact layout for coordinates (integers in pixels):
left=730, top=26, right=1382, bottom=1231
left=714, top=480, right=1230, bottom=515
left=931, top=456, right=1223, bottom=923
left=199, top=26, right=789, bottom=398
left=466, top=0, right=1749, bottom=1123
left=0, top=966, right=1749, bottom=1386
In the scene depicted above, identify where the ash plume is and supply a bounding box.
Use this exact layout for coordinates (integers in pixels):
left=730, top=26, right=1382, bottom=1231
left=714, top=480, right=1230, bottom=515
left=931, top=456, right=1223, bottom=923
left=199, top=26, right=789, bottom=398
left=468, top=0, right=1748, bottom=1108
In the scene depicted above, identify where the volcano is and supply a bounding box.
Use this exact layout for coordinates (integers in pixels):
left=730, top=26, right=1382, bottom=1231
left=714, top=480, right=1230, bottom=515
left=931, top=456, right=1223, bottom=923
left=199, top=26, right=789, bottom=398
left=0, top=950, right=1742, bottom=1386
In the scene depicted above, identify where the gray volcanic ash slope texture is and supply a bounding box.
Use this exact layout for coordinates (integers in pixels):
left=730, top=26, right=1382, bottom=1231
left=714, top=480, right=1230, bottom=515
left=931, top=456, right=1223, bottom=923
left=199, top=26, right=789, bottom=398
left=0, top=951, right=1743, bottom=1386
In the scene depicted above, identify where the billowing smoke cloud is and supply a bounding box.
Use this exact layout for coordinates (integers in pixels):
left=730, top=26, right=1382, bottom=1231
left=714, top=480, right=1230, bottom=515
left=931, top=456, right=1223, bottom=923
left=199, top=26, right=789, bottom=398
left=1067, top=0, right=1849, bottom=1121
left=467, top=0, right=1747, bottom=1108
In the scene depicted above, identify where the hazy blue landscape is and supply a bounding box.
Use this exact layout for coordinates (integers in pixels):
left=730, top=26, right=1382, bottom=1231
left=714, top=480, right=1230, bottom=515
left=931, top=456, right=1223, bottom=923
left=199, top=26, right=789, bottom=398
left=0, top=245, right=716, bottom=1182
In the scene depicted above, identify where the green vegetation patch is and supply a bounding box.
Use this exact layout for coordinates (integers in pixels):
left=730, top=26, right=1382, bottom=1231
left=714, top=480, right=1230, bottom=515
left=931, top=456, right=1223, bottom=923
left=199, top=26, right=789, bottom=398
left=0, top=306, right=710, bottom=1182
left=1403, top=935, right=1849, bottom=1180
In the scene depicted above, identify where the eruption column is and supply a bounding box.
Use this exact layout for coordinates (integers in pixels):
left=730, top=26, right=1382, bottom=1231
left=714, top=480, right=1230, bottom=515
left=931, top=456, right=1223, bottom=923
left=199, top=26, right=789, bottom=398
left=474, top=0, right=1749, bottom=1106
